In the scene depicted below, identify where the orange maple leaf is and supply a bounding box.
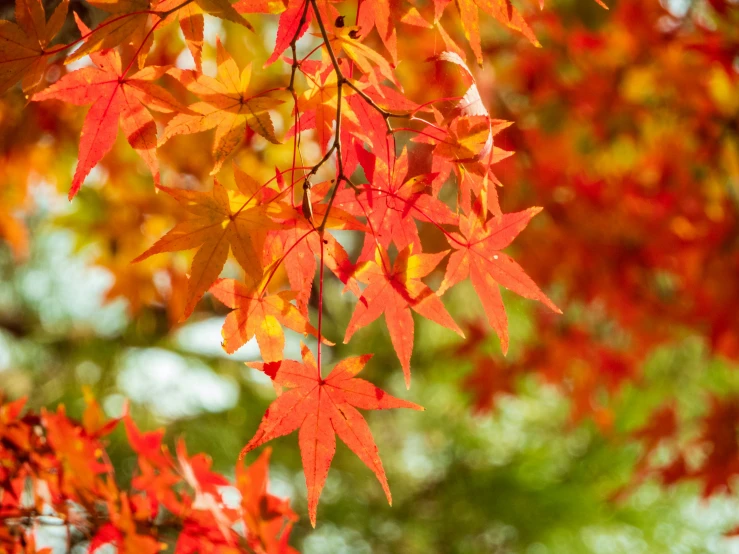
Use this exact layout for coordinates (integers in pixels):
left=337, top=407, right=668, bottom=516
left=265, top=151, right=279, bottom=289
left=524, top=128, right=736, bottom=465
left=344, top=245, right=464, bottom=388
left=160, top=37, right=283, bottom=174
left=331, top=24, right=398, bottom=89
left=156, top=0, right=258, bottom=71
left=241, top=343, right=423, bottom=527
left=89, top=493, right=161, bottom=554
left=69, top=0, right=253, bottom=65
left=0, top=0, right=68, bottom=94
left=133, top=180, right=281, bottom=318
left=334, top=147, right=456, bottom=262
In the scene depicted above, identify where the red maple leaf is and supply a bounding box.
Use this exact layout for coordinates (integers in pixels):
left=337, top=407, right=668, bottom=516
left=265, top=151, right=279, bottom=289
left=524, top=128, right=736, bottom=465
left=344, top=245, right=464, bottom=387
left=463, top=357, right=517, bottom=413
left=692, top=396, right=739, bottom=497
left=439, top=203, right=560, bottom=354
left=32, top=49, right=182, bottom=199
left=258, top=0, right=312, bottom=66
left=241, top=343, right=422, bottom=526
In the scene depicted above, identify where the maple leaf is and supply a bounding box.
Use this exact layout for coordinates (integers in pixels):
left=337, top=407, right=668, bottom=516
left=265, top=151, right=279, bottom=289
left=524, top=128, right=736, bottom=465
left=123, top=416, right=188, bottom=517
left=692, top=396, right=739, bottom=497
left=232, top=0, right=288, bottom=14
left=339, top=83, right=416, bottom=170
left=344, top=88, right=395, bottom=167
left=413, top=52, right=514, bottom=216
left=0, top=396, right=26, bottom=424
left=414, top=111, right=514, bottom=217
left=173, top=1, right=206, bottom=71
left=32, top=49, right=182, bottom=199
left=242, top=343, right=423, bottom=526
left=344, top=245, right=464, bottom=387
left=175, top=439, right=234, bottom=543
left=43, top=405, right=112, bottom=501
left=335, top=146, right=456, bottom=262
left=89, top=493, right=161, bottom=554
left=133, top=179, right=281, bottom=318
left=210, top=278, right=325, bottom=360
left=633, top=403, right=678, bottom=453
left=189, top=0, right=256, bottom=30
left=81, top=386, right=123, bottom=438
left=161, top=38, right=283, bottom=174
left=0, top=0, right=68, bottom=94
left=438, top=204, right=560, bottom=354
left=71, top=0, right=253, bottom=64
left=416, top=115, right=512, bottom=216
left=124, top=415, right=169, bottom=465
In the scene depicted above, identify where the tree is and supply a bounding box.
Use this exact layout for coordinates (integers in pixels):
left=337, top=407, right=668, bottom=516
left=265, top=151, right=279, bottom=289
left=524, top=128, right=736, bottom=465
left=1, top=0, right=739, bottom=552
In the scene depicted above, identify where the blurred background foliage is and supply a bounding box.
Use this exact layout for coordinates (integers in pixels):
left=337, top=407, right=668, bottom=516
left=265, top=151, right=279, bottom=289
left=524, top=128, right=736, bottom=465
left=2, top=0, right=739, bottom=552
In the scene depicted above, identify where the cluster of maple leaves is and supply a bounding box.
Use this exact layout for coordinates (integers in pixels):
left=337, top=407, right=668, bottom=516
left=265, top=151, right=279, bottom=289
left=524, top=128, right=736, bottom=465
left=0, top=393, right=298, bottom=553
left=1, top=0, right=738, bottom=540
left=1, top=0, right=583, bottom=528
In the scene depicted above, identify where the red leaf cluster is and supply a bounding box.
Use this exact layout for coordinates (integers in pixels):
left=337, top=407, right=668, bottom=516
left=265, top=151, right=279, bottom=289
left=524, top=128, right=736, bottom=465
left=0, top=0, right=612, bottom=526
left=0, top=393, right=298, bottom=553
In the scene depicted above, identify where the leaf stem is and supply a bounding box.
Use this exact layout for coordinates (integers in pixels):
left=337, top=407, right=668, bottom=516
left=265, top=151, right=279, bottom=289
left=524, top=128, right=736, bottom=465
left=316, top=232, right=325, bottom=379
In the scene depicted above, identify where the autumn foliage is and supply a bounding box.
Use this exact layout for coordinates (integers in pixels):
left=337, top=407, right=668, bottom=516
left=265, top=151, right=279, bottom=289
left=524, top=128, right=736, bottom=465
left=2, top=0, right=739, bottom=549
left=478, top=0, right=739, bottom=497
left=0, top=393, right=297, bottom=553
